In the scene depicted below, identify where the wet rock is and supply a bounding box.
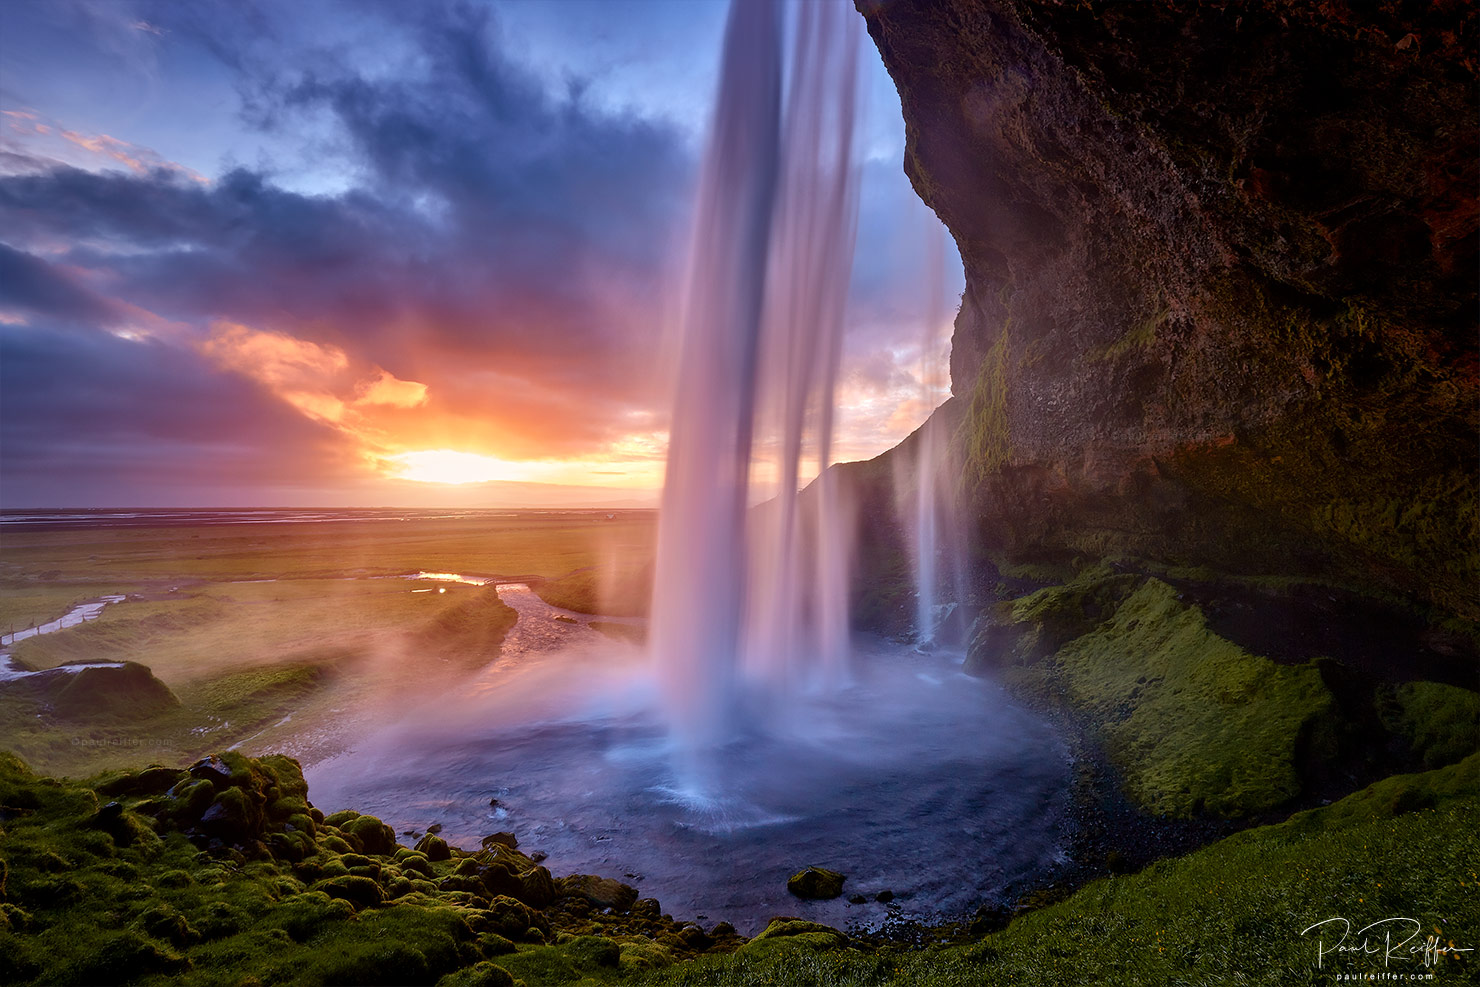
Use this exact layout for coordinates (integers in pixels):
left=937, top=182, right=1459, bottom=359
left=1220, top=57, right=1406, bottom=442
left=481, top=831, right=518, bottom=851
left=787, top=866, right=846, bottom=900
left=632, top=897, right=662, bottom=920
left=558, top=874, right=638, bottom=912
left=415, top=833, right=451, bottom=861
left=187, top=755, right=233, bottom=788
left=847, top=893, right=867, bottom=904
left=874, top=889, right=894, bottom=903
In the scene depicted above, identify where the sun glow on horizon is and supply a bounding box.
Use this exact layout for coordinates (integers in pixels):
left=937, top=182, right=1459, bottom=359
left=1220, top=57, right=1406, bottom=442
left=387, top=448, right=666, bottom=490
left=389, top=449, right=529, bottom=485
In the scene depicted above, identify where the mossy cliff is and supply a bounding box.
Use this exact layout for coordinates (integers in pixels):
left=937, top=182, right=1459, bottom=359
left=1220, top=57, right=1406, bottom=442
left=858, top=0, right=1478, bottom=622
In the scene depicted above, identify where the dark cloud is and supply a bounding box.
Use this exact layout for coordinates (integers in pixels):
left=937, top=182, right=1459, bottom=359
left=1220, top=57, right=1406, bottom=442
left=0, top=241, right=123, bottom=325
left=0, top=322, right=352, bottom=506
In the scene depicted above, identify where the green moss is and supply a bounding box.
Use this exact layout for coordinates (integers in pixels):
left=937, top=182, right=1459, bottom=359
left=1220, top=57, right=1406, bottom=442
left=1061, top=579, right=1336, bottom=816
left=747, top=918, right=850, bottom=951
left=1376, top=682, right=1480, bottom=770
left=958, top=324, right=1013, bottom=486
left=437, top=960, right=517, bottom=987
left=1005, top=577, right=1339, bottom=817
left=1090, top=304, right=1167, bottom=362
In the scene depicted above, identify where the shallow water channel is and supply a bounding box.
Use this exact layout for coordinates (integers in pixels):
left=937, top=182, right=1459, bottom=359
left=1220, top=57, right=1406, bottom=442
left=308, top=582, right=1073, bottom=935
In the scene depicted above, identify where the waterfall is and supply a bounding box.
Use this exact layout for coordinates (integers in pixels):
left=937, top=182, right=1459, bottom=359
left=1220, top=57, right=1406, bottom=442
left=649, top=0, right=862, bottom=760
left=909, top=219, right=947, bottom=646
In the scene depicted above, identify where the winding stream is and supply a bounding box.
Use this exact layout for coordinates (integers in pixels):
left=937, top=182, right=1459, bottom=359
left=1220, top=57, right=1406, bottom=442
left=0, top=594, right=126, bottom=681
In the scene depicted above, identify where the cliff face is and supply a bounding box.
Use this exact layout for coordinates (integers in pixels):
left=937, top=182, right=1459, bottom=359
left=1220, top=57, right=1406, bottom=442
left=860, top=0, right=1478, bottom=619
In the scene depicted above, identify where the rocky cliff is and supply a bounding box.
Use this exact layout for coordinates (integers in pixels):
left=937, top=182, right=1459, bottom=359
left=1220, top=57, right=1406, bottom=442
left=859, top=0, right=1478, bottom=622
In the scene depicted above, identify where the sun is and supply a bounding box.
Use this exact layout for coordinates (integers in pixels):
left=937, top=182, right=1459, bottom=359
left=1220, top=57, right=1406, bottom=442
left=389, top=449, right=522, bottom=485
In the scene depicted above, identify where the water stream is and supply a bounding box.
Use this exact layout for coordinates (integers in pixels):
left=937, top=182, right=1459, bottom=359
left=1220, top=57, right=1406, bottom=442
left=0, top=594, right=127, bottom=681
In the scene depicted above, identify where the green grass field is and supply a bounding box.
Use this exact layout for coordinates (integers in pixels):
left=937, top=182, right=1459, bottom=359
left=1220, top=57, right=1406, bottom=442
left=0, top=512, right=655, bottom=777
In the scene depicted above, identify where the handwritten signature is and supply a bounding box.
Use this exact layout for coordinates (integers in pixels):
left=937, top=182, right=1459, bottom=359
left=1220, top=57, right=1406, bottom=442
left=1301, top=917, right=1475, bottom=969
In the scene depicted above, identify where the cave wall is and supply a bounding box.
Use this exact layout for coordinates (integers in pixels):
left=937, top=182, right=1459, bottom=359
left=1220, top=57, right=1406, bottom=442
left=858, top=0, right=1478, bottom=619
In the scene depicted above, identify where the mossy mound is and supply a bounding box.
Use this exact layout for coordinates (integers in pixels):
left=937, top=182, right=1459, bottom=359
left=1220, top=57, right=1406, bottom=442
left=0, top=751, right=745, bottom=986
left=4, top=661, right=180, bottom=721
left=984, top=573, right=1341, bottom=817
left=787, top=866, right=847, bottom=900
left=1055, top=579, right=1337, bottom=817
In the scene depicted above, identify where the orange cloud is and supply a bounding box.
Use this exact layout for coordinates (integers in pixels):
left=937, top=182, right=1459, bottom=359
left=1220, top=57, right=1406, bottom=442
left=355, top=369, right=428, bottom=409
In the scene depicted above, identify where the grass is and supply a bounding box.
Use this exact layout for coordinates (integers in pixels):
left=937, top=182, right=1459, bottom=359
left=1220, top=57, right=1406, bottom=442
left=1377, top=681, right=1480, bottom=770
left=987, top=570, right=1344, bottom=818
left=532, top=563, right=652, bottom=617
left=0, top=580, right=142, bottom=633
left=0, top=513, right=656, bottom=588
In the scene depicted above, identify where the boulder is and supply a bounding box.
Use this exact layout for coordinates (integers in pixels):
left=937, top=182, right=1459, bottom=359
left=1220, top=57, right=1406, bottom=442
left=786, top=866, right=846, bottom=900
left=558, top=874, right=637, bottom=912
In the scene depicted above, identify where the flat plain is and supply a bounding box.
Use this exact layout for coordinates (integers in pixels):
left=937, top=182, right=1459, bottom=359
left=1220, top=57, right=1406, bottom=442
left=0, top=510, right=656, bottom=776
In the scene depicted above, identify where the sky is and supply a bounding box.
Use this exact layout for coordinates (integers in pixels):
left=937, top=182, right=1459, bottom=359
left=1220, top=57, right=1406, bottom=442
left=0, top=0, right=962, bottom=509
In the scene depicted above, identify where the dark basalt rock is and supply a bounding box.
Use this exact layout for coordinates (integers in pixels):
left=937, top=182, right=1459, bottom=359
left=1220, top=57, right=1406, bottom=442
left=480, top=831, right=518, bottom=850
left=858, top=0, right=1479, bottom=624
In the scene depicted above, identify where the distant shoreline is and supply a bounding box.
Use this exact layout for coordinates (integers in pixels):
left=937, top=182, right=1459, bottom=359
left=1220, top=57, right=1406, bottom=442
left=0, top=507, right=657, bottom=531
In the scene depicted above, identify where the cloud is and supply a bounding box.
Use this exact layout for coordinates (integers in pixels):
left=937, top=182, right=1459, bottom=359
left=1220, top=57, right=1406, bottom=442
left=356, top=370, right=428, bottom=409
left=0, top=0, right=962, bottom=506
left=0, top=321, right=352, bottom=506
left=0, top=0, right=693, bottom=493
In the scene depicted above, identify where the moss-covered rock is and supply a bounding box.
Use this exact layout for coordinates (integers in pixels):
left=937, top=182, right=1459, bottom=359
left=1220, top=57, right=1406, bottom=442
left=786, top=866, right=847, bottom=900
left=416, top=832, right=452, bottom=861
left=436, top=960, right=516, bottom=987
left=345, top=812, right=397, bottom=855
left=746, top=917, right=849, bottom=950
left=557, top=873, right=637, bottom=911
left=1000, top=576, right=1341, bottom=817
left=48, top=661, right=181, bottom=719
